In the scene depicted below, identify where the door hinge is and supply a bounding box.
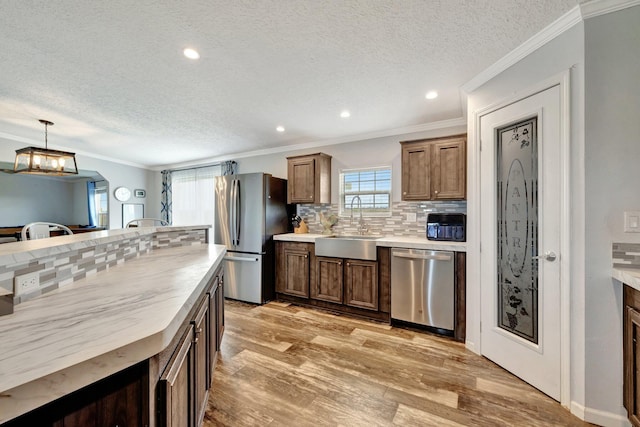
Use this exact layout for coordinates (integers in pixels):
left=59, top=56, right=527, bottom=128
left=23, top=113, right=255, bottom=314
left=480, top=139, right=482, bottom=151
left=480, top=321, right=482, bottom=333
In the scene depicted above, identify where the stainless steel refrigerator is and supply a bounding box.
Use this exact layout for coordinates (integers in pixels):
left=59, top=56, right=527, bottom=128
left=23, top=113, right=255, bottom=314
left=214, top=173, right=289, bottom=304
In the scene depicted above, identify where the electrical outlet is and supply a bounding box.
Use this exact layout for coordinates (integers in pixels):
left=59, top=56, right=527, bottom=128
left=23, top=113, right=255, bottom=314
left=15, top=272, right=40, bottom=296
left=406, top=212, right=417, bottom=222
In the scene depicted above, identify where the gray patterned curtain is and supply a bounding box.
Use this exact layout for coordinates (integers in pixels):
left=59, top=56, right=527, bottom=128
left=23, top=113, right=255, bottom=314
left=221, top=160, right=237, bottom=176
left=161, top=170, right=172, bottom=224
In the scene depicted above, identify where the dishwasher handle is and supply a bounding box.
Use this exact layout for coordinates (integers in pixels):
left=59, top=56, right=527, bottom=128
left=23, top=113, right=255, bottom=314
left=391, top=251, right=453, bottom=262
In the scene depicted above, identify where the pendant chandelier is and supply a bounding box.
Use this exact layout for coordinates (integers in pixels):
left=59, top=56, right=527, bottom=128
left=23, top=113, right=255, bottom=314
left=14, top=119, right=78, bottom=175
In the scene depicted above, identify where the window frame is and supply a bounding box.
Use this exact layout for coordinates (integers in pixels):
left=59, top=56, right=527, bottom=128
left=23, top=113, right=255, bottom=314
left=339, top=165, right=392, bottom=218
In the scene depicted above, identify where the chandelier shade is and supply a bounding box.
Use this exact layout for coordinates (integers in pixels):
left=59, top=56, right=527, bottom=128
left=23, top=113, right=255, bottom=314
left=14, top=120, right=78, bottom=176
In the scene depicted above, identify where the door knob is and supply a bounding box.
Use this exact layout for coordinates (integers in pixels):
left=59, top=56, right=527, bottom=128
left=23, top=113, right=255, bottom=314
left=532, top=251, right=557, bottom=262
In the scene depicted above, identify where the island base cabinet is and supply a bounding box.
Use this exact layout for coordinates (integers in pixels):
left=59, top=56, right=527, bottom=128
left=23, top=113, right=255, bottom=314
left=3, top=362, right=150, bottom=427
left=158, top=325, right=195, bottom=427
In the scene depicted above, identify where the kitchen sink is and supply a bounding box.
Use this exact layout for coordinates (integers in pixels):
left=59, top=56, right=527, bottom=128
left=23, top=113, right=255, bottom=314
left=315, top=234, right=381, bottom=260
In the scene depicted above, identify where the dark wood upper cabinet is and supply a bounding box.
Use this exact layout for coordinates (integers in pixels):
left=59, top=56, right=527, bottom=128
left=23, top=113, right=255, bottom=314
left=287, top=153, right=331, bottom=204
left=400, top=135, right=466, bottom=201
left=344, top=259, right=378, bottom=311
left=313, top=257, right=343, bottom=303
left=401, top=141, right=431, bottom=200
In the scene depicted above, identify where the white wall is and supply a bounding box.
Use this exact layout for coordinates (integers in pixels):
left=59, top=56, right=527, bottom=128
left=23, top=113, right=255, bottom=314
left=235, top=124, right=467, bottom=204
left=0, top=137, right=156, bottom=229
left=584, top=5, right=640, bottom=421
left=466, top=22, right=587, bottom=417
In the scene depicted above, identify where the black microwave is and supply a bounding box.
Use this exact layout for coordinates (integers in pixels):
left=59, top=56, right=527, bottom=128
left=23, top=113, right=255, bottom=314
left=426, top=213, right=466, bottom=242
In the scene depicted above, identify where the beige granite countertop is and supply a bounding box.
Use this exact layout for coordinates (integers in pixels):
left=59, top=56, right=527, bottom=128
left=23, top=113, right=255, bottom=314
left=613, top=267, right=640, bottom=292
left=0, top=242, right=225, bottom=423
left=274, top=233, right=467, bottom=252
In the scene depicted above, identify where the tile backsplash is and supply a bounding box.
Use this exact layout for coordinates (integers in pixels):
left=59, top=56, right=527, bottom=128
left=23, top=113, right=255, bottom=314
left=1, top=229, right=208, bottom=305
left=298, top=201, right=466, bottom=236
left=613, top=242, right=640, bottom=268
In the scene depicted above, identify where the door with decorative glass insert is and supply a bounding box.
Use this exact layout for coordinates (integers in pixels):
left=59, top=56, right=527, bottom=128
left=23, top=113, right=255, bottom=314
left=479, top=85, right=561, bottom=400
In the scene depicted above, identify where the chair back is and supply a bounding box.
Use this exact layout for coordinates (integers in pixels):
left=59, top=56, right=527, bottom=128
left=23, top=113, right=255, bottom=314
left=21, top=223, right=74, bottom=240
left=126, top=218, right=169, bottom=228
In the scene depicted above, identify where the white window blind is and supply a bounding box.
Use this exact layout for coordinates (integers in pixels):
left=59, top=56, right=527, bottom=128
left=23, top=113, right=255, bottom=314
left=171, top=165, right=220, bottom=226
left=339, top=166, right=392, bottom=217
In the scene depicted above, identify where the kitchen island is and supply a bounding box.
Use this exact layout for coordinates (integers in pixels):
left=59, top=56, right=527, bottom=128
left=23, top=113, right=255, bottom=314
left=0, top=226, right=225, bottom=425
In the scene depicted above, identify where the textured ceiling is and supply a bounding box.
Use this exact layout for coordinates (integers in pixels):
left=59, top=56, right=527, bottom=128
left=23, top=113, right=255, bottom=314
left=0, top=0, right=579, bottom=168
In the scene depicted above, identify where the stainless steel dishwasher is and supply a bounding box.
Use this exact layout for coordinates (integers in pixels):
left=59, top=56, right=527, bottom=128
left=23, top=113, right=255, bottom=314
left=391, top=248, right=455, bottom=331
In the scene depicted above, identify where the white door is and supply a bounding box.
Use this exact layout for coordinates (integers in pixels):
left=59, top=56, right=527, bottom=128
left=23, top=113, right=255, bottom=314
left=479, top=85, right=562, bottom=400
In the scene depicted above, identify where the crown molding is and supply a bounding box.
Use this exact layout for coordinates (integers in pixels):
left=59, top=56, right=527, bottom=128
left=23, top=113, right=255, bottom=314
left=0, top=131, right=150, bottom=170
left=462, top=0, right=640, bottom=94
left=461, top=6, right=582, bottom=94
left=580, top=0, right=640, bottom=18
left=153, top=117, right=467, bottom=171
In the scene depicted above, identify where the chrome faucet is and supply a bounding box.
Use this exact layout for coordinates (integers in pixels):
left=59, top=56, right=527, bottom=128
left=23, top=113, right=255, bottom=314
left=349, top=195, right=368, bottom=235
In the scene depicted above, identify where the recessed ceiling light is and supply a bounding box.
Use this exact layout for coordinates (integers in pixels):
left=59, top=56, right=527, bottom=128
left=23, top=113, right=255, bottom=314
left=276, top=126, right=285, bottom=132
left=340, top=110, right=351, bottom=118
left=425, top=91, right=438, bottom=100
left=183, top=48, right=200, bottom=60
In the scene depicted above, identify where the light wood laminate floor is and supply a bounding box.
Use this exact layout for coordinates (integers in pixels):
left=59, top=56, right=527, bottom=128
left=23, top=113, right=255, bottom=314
left=204, top=300, right=592, bottom=426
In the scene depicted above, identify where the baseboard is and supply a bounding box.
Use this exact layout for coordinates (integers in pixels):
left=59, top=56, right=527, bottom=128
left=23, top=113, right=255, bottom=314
left=571, top=401, right=631, bottom=427
left=465, top=339, right=479, bottom=355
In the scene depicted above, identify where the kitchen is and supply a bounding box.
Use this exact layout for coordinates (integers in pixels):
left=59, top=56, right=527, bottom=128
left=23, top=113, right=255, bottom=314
left=0, top=1, right=639, bottom=426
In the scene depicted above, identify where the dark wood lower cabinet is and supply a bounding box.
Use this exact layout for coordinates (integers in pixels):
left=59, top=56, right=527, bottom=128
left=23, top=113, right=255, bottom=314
left=276, top=241, right=388, bottom=321
left=344, top=259, right=378, bottom=311
left=313, top=257, right=343, bottom=303
left=159, top=325, right=194, bottom=427
left=276, top=242, right=313, bottom=298
left=624, top=284, right=640, bottom=426
left=5, top=362, right=150, bottom=427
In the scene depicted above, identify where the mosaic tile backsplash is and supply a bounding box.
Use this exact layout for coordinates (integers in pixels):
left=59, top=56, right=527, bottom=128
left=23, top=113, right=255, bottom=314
left=298, top=201, right=467, bottom=236
left=2, top=229, right=208, bottom=305
left=613, top=242, right=640, bottom=268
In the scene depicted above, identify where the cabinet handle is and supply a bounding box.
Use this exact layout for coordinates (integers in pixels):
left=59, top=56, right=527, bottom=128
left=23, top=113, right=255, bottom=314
left=403, top=191, right=406, bottom=195
left=196, top=327, right=203, bottom=334
left=434, top=190, right=439, bottom=194
left=309, top=196, right=313, bottom=199
left=346, top=262, right=350, bottom=266
left=305, top=255, right=308, bottom=258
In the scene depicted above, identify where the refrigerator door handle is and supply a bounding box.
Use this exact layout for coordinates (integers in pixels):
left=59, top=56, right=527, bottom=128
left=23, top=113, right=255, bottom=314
left=224, top=256, right=259, bottom=262
left=230, top=179, right=237, bottom=246
left=235, top=179, right=241, bottom=246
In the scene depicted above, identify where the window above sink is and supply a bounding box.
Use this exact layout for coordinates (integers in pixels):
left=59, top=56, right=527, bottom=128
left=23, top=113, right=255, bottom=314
left=339, top=166, right=392, bottom=218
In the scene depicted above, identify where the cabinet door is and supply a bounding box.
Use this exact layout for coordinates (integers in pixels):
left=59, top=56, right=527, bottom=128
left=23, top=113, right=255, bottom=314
left=345, top=260, right=378, bottom=311
left=432, top=137, right=466, bottom=200
left=158, top=326, right=194, bottom=427
left=288, top=157, right=316, bottom=203
left=217, top=274, right=225, bottom=350
left=208, top=276, right=219, bottom=386
left=626, top=306, right=640, bottom=426
left=281, top=247, right=310, bottom=298
left=192, top=298, right=209, bottom=427
left=313, top=257, right=343, bottom=303
left=401, top=142, right=431, bottom=200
